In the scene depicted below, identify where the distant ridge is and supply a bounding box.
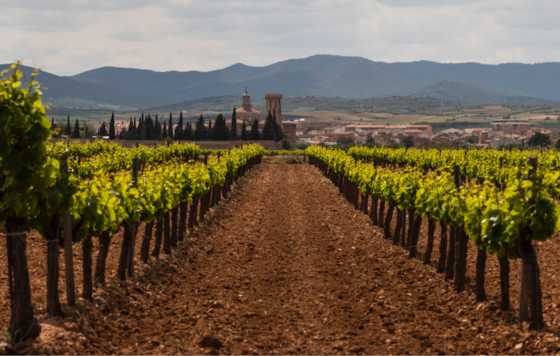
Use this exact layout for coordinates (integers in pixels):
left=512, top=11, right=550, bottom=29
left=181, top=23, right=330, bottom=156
left=413, top=81, right=556, bottom=107
left=2, top=54, right=559, bottom=110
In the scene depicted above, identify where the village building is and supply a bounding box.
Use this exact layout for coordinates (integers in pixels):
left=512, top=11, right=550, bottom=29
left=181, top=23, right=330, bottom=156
left=282, top=121, right=298, bottom=140
left=344, top=124, right=433, bottom=138
left=490, top=120, right=530, bottom=136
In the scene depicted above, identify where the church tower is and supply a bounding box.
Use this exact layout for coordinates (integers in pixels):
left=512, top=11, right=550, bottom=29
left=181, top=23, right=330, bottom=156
left=236, top=88, right=260, bottom=123
left=242, top=88, right=252, bottom=111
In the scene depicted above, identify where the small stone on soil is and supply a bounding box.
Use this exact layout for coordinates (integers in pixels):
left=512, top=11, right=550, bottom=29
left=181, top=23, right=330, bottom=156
left=199, top=335, right=223, bottom=349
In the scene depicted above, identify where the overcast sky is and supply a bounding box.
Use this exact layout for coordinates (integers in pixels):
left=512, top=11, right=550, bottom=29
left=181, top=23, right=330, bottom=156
left=1, top=0, right=559, bottom=75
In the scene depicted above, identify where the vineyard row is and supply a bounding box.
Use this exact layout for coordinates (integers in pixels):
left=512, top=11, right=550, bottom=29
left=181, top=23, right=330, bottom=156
left=306, top=145, right=556, bottom=331
left=3, top=141, right=264, bottom=345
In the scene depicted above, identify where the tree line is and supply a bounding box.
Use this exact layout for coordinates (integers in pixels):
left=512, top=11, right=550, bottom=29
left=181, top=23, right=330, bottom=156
left=51, top=115, right=89, bottom=139
left=96, top=107, right=283, bottom=141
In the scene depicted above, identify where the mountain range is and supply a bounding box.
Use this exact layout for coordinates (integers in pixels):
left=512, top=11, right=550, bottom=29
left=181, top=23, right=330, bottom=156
left=2, top=55, right=559, bottom=111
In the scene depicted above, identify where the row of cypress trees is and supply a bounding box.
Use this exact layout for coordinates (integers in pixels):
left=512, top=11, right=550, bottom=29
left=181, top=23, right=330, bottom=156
left=97, top=107, right=283, bottom=141
left=52, top=115, right=87, bottom=138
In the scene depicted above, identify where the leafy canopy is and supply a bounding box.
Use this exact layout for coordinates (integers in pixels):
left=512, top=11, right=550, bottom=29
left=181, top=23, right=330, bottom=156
left=0, top=63, right=58, bottom=221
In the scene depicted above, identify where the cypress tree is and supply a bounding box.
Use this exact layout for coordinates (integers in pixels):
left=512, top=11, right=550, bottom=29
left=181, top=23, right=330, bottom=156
left=184, top=121, right=193, bottom=140
left=195, top=114, right=206, bottom=140
left=65, top=115, right=71, bottom=136
left=72, top=119, right=81, bottom=138
left=168, top=112, right=174, bottom=139
left=212, top=114, right=229, bottom=140
left=109, top=112, right=116, bottom=139
left=272, top=112, right=283, bottom=141
left=176, top=112, right=184, bottom=140
left=145, top=116, right=151, bottom=140
left=231, top=107, right=237, bottom=139
left=98, top=122, right=108, bottom=137
left=132, top=117, right=138, bottom=139
left=138, top=116, right=146, bottom=140
left=262, top=111, right=274, bottom=140
left=143, top=115, right=149, bottom=140
left=146, top=115, right=154, bottom=140
left=126, top=118, right=134, bottom=140
left=155, top=115, right=162, bottom=140
left=207, top=120, right=213, bottom=140
left=241, top=120, right=248, bottom=140
left=249, top=118, right=260, bottom=140
left=162, top=122, right=168, bottom=139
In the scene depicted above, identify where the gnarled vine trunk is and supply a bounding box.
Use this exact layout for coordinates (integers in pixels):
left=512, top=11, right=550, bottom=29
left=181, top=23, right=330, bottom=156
left=436, top=222, right=447, bottom=273
left=518, top=237, right=545, bottom=330
left=406, top=209, right=415, bottom=249
left=5, top=218, right=40, bottom=344
left=361, top=194, right=369, bottom=214
left=189, top=198, right=198, bottom=230
left=383, top=203, right=394, bottom=239
left=353, top=185, right=359, bottom=209
left=378, top=200, right=385, bottom=227
left=370, top=197, right=378, bottom=225
left=408, top=214, right=422, bottom=258
left=95, top=231, right=112, bottom=286
left=393, top=209, right=404, bottom=245
left=152, top=216, right=163, bottom=259
left=117, top=222, right=134, bottom=281
left=140, top=222, right=154, bottom=263
left=475, top=249, right=487, bottom=301
left=499, top=256, right=510, bottom=310
left=400, top=211, right=408, bottom=248
left=423, top=218, right=436, bottom=265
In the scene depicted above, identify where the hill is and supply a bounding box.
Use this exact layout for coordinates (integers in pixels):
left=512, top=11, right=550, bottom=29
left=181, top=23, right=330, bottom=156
left=413, top=81, right=556, bottom=107
left=2, top=55, right=560, bottom=110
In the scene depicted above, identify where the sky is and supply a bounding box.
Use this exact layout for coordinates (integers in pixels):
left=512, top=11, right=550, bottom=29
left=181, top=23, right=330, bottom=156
left=1, top=0, right=559, bottom=75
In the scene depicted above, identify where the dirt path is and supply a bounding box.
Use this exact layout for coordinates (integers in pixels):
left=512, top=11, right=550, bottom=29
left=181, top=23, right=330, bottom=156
left=37, top=162, right=560, bottom=353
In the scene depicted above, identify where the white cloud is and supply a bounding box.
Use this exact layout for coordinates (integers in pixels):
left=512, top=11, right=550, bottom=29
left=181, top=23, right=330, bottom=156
left=0, top=0, right=559, bottom=75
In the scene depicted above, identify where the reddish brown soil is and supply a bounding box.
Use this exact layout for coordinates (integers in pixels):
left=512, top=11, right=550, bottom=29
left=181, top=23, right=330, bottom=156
left=0, top=221, right=151, bottom=348
left=3, top=161, right=560, bottom=353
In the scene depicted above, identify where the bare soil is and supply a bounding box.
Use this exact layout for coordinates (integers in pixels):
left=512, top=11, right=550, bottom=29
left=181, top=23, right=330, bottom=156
left=3, top=161, right=560, bottom=353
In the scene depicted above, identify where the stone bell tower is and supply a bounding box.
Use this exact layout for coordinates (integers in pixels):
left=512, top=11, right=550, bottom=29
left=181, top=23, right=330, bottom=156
left=265, top=93, right=283, bottom=125
left=241, top=88, right=252, bottom=111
